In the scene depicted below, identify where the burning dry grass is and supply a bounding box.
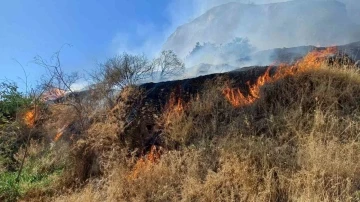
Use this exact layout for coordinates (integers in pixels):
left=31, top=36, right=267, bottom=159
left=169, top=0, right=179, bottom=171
left=25, top=49, right=360, bottom=201
left=162, top=82, right=237, bottom=148
left=23, top=109, right=36, bottom=128
left=42, top=104, right=78, bottom=142
left=222, top=47, right=338, bottom=108
left=103, top=68, right=360, bottom=201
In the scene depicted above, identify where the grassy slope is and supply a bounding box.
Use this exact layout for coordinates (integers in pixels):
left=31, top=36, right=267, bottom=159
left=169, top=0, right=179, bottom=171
left=4, top=65, right=360, bottom=201
left=54, top=66, right=360, bottom=201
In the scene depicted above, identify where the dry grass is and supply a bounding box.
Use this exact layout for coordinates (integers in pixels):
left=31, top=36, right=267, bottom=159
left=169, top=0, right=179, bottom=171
left=23, top=65, right=360, bottom=202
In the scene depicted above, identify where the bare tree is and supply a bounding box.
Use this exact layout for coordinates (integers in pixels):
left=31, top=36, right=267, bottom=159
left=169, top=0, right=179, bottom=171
left=99, top=53, right=153, bottom=89
left=33, top=46, right=78, bottom=94
left=14, top=64, right=60, bottom=183
left=153, top=50, right=185, bottom=79
left=32, top=46, right=90, bottom=132
left=14, top=46, right=84, bottom=184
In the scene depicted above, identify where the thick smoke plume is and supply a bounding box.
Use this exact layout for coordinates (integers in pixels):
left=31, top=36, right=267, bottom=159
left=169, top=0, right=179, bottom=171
left=163, top=0, right=360, bottom=77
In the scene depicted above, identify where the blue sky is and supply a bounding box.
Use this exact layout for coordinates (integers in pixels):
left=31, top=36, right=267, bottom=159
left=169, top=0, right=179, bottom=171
left=0, top=0, right=178, bottom=91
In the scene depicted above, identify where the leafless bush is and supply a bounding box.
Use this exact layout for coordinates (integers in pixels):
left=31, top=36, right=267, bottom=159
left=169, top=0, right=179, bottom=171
left=98, top=53, right=153, bottom=89
left=153, top=50, right=185, bottom=79
left=33, top=47, right=91, bottom=133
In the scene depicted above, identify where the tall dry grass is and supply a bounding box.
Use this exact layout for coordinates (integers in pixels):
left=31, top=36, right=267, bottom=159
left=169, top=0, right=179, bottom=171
left=45, top=65, right=360, bottom=202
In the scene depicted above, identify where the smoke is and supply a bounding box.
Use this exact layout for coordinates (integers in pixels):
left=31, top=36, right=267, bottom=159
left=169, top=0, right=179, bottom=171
left=162, top=0, right=360, bottom=77
left=111, top=0, right=291, bottom=58
left=110, top=0, right=360, bottom=80
left=166, top=0, right=359, bottom=27
left=111, top=23, right=166, bottom=58
left=337, top=0, right=360, bottom=24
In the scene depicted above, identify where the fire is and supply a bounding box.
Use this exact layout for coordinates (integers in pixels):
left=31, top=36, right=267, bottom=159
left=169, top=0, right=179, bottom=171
left=223, top=47, right=337, bottom=107
left=222, top=86, right=252, bottom=108
left=165, top=92, right=185, bottom=115
left=248, top=67, right=272, bottom=99
left=54, top=132, right=63, bottom=142
left=295, top=47, right=337, bottom=71
left=162, top=92, right=186, bottom=128
left=23, top=109, right=36, bottom=128
left=129, top=145, right=162, bottom=179
left=222, top=67, right=272, bottom=108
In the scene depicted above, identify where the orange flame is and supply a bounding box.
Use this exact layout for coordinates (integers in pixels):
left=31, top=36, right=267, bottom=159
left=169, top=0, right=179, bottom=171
left=223, top=47, right=337, bottom=107
left=222, top=86, right=252, bottom=108
left=294, top=47, right=337, bottom=71
left=54, top=132, right=63, bottom=142
left=162, top=92, right=186, bottom=128
left=248, top=67, right=272, bottom=99
left=23, top=110, right=36, bottom=128
left=129, top=145, right=162, bottom=179
left=165, top=92, right=185, bottom=115
left=54, top=125, right=67, bottom=142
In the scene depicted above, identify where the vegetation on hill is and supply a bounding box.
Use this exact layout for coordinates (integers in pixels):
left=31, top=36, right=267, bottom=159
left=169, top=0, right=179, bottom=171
left=2, top=48, right=360, bottom=201
left=186, top=37, right=254, bottom=66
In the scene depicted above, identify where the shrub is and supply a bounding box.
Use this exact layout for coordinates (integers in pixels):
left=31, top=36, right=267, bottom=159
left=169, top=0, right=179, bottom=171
left=0, top=140, right=67, bottom=201
left=99, top=53, right=153, bottom=89
left=0, top=82, right=31, bottom=124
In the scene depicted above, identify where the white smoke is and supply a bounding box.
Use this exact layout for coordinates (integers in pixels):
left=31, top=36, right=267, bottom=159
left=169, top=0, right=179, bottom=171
left=166, top=0, right=359, bottom=26
left=110, top=0, right=360, bottom=80
left=165, top=0, right=290, bottom=33
left=164, top=0, right=360, bottom=71
left=110, top=0, right=359, bottom=57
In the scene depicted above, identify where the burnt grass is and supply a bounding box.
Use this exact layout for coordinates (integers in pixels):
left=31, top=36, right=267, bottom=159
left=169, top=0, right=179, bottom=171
left=123, top=41, right=360, bottom=113
left=121, top=44, right=360, bottom=153
left=139, top=66, right=271, bottom=110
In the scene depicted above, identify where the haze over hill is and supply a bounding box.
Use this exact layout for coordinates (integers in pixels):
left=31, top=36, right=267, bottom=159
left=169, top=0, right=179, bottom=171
left=164, top=0, right=360, bottom=60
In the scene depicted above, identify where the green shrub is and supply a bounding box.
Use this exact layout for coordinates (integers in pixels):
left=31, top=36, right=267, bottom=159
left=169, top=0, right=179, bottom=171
left=0, top=168, right=61, bottom=202
left=0, top=172, right=20, bottom=202
left=0, top=82, right=31, bottom=124
left=0, top=82, right=33, bottom=171
left=0, top=141, right=67, bottom=201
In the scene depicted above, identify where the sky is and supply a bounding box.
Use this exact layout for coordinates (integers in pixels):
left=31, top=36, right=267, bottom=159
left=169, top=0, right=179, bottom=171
left=1, top=0, right=358, bottom=91
left=0, top=0, right=173, bottom=91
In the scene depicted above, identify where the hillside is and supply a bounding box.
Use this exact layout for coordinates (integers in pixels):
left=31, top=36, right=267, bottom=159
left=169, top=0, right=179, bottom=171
left=163, top=0, right=360, bottom=59
left=4, top=0, right=360, bottom=201
left=52, top=48, right=360, bottom=201
left=2, top=46, right=360, bottom=201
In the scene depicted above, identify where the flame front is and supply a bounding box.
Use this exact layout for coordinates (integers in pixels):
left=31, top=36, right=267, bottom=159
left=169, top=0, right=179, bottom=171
left=222, top=87, right=251, bottom=108
left=248, top=67, right=272, bottom=99
left=223, top=47, right=337, bottom=107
